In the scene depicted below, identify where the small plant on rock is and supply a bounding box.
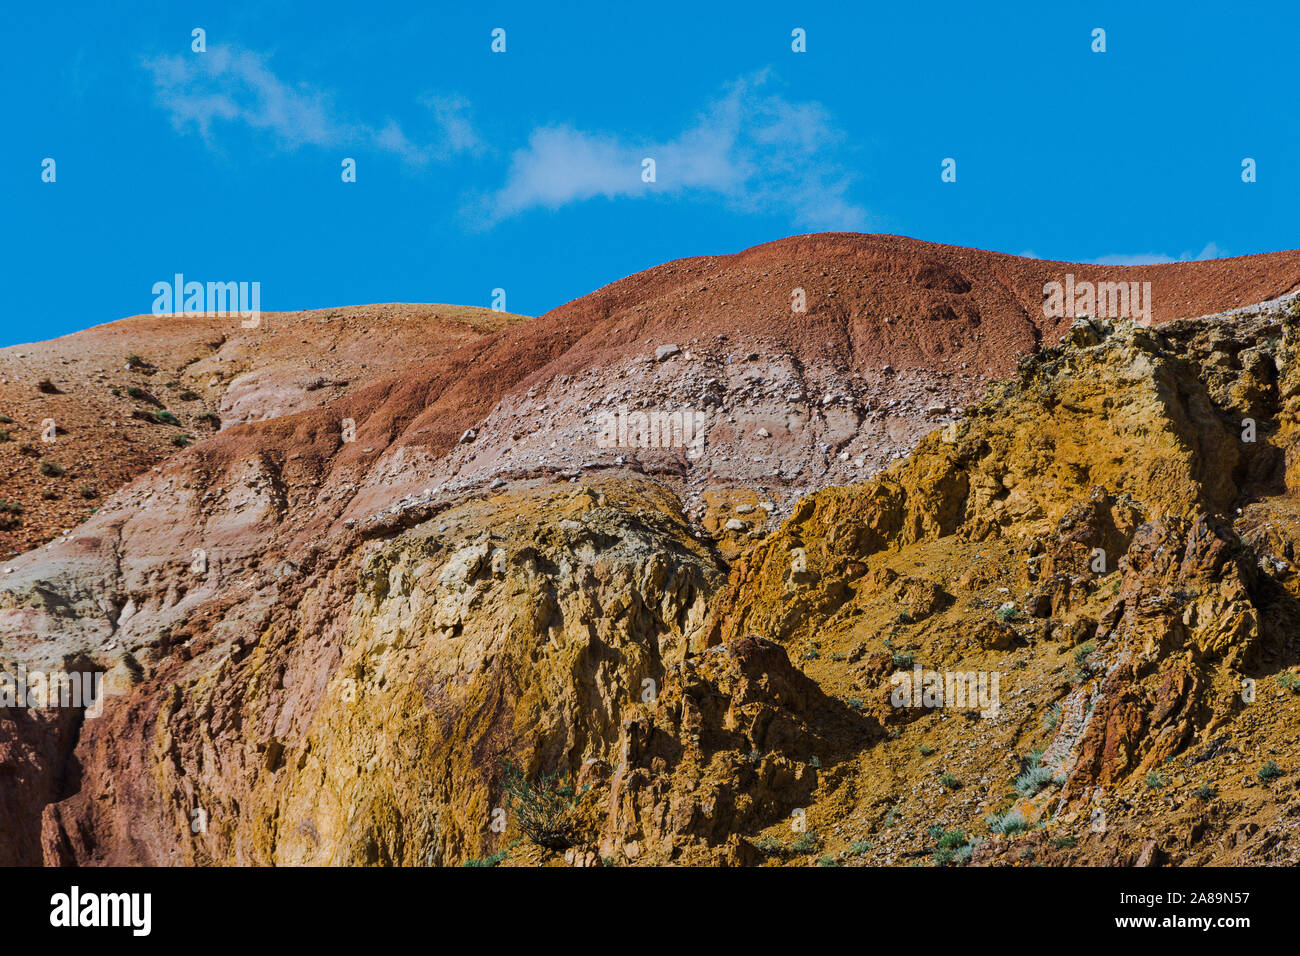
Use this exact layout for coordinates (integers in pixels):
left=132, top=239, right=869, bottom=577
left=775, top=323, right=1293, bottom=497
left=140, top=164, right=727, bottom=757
left=1259, top=760, right=1283, bottom=783
left=500, top=760, right=579, bottom=851
left=987, top=808, right=1029, bottom=836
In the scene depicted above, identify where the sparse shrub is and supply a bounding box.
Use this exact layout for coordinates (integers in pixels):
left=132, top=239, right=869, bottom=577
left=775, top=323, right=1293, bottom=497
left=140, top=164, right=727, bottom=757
left=752, top=836, right=783, bottom=856
left=499, top=760, right=578, bottom=851
left=930, top=827, right=976, bottom=865
left=816, top=855, right=841, bottom=867
left=37, top=378, right=61, bottom=394
left=987, top=808, right=1029, bottom=836
left=39, top=459, right=65, bottom=477
left=1193, top=783, right=1217, bottom=801
left=0, top=415, right=12, bottom=423
left=849, top=840, right=871, bottom=856
left=1278, top=674, right=1300, bottom=693
left=79, top=485, right=98, bottom=499
left=126, top=386, right=162, bottom=406
left=939, top=772, right=962, bottom=790
left=155, top=410, right=180, bottom=426
left=1016, top=764, right=1057, bottom=798
left=1259, top=760, right=1283, bottom=782
left=790, top=831, right=821, bottom=855
left=996, top=605, right=1020, bottom=623
left=178, top=390, right=201, bottom=402
left=1042, top=703, right=1062, bottom=733
left=892, top=651, right=916, bottom=668
left=1071, top=641, right=1098, bottom=683
left=0, top=500, right=22, bottom=530
left=170, top=433, right=194, bottom=448
left=918, top=744, right=937, bottom=757
left=1145, top=771, right=1165, bottom=789
left=845, top=697, right=864, bottom=711
left=953, top=839, right=981, bottom=864
left=1050, top=835, right=1077, bottom=849
left=461, top=849, right=508, bottom=867
left=0, top=430, right=10, bottom=443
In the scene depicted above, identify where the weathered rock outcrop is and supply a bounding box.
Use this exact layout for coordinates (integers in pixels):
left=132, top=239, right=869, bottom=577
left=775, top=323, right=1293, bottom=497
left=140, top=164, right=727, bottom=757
left=5, top=240, right=1300, bottom=868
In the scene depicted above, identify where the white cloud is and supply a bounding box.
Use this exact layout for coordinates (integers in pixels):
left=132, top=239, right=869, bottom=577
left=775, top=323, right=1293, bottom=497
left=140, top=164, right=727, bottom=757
left=142, top=45, right=480, bottom=164
left=1090, top=242, right=1226, bottom=266
left=479, top=72, right=868, bottom=229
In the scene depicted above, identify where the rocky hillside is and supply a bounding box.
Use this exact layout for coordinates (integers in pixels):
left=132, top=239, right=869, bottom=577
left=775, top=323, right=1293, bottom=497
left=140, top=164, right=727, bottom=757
left=0, top=304, right=529, bottom=556
left=3, top=234, right=1300, bottom=866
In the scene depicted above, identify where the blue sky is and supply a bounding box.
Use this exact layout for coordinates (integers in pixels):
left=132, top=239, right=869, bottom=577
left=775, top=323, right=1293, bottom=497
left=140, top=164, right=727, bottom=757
left=4, top=0, right=1298, bottom=346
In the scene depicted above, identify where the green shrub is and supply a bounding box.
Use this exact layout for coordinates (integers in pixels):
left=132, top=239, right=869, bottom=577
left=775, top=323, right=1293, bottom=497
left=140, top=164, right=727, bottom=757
left=0, top=500, right=23, bottom=529
left=930, top=827, right=978, bottom=865
left=939, top=772, right=962, bottom=790
left=987, top=808, right=1029, bottom=836
left=752, top=836, right=783, bottom=855
left=1259, top=760, right=1283, bottom=782
left=39, top=460, right=65, bottom=477
left=1145, top=771, right=1165, bottom=789
left=1015, top=764, right=1057, bottom=798
left=1042, top=703, right=1062, bottom=733
left=500, top=760, right=578, bottom=850
left=790, top=831, right=821, bottom=855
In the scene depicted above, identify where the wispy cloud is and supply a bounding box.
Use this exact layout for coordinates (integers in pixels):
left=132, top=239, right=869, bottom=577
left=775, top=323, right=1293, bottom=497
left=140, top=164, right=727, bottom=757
left=478, top=71, right=868, bottom=230
left=1090, top=242, right=1226, bottom=266
left=142, top=45, right=480, bottom=164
